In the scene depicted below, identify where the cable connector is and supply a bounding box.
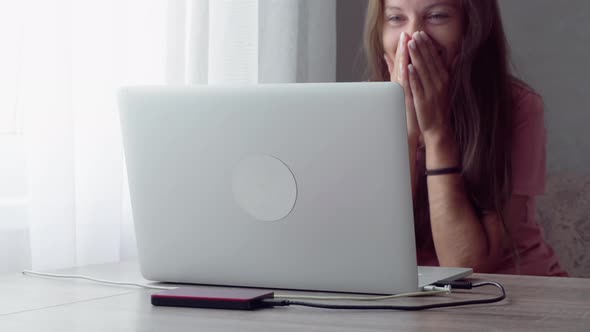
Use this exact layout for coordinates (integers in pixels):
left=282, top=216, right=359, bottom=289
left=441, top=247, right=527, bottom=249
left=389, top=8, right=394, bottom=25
left=422, top=285, right=452, bottom=294
left=259, top=298, right=290, bottom=308
left=433, top=280, right=473, bottom=289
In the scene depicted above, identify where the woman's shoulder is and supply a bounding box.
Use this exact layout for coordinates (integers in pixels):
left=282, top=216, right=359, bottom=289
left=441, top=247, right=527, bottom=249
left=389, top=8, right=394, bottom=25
left=511, top=79, right=545, bottom=128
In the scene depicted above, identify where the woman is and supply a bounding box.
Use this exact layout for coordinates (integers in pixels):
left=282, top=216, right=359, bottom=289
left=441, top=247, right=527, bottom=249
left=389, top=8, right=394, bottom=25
left=364, top=0, right=567, bottom=276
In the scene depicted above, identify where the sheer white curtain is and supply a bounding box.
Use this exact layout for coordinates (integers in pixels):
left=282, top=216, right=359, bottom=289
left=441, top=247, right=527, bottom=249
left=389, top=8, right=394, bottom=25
left=167, top=0, right=336, bottom=84
left=0, top=0, right=336, bottom=273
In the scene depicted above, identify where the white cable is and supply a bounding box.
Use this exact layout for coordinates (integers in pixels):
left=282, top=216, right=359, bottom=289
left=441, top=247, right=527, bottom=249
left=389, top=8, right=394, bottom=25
left=274, top=286, right=451, bottom=301
left=22, top=270, right=177, bottom=291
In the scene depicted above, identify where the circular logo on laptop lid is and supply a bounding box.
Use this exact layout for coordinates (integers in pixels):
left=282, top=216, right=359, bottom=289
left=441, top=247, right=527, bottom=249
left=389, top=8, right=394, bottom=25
left=232, top=155, right=297, bottom=222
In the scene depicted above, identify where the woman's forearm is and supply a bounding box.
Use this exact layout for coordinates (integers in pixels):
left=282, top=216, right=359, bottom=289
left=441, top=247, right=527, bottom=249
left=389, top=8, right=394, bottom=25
left=424, top=131, right=501, bottom=272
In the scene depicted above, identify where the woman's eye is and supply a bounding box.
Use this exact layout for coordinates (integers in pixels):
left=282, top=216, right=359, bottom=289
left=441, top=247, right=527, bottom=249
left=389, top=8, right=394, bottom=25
left=387, top=15, right=405, bottom=23
left=428, top=13, right=450, bottom=21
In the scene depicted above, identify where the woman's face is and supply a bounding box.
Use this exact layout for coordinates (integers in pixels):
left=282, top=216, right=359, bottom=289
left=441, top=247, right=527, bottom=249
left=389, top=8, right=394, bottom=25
left=382, top=0, right=464, bottom=67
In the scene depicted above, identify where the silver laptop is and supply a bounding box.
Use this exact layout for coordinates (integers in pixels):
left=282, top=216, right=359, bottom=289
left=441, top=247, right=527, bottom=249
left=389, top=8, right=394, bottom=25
left=118, top=83, right=471, bottom=295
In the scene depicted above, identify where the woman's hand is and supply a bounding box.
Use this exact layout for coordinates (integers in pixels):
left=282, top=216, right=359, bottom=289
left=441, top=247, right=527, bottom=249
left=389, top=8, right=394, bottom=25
left=407, top=31, right=452, bottom=143
left=384, top=32, right=420, bottom=142
left=385, top=32, right=422, bottom=198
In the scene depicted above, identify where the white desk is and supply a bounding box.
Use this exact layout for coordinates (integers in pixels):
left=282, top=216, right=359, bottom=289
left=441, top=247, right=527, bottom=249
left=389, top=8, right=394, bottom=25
left=1, top=261, right=589, bottom=331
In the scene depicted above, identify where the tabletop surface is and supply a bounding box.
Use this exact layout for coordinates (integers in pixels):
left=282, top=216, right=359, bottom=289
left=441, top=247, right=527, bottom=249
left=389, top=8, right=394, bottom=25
left=0, top=261, right=588, bottom=331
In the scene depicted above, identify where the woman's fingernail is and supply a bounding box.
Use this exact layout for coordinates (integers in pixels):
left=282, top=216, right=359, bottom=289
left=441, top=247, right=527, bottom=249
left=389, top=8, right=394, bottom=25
left=408, top=64, right=414, bottom=74
left=420, top=31, right=428, bottom=40
left=413, top=31, right=421, bottom=40
left=409, top=40, right=416, bottom=50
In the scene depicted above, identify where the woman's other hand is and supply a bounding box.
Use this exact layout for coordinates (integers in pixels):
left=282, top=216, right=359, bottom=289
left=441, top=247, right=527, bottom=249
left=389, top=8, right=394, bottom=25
left=384, top=32, right=420, bottom=142
left=407, top=31, right=452, bottom=144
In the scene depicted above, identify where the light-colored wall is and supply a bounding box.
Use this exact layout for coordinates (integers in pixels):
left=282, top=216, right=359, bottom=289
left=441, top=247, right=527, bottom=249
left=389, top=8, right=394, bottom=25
left=337, top=0, right=590, bottom=173
left=499, top=0, right=590, bottom=173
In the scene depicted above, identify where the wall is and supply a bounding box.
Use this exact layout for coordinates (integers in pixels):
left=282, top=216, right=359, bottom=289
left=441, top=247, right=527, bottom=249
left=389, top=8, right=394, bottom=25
left=336, top=0, right=367, bottom=82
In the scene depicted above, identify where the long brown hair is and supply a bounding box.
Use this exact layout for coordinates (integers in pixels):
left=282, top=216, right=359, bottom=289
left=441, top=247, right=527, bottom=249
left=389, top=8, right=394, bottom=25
left=364, top=0, right=514, bottom=248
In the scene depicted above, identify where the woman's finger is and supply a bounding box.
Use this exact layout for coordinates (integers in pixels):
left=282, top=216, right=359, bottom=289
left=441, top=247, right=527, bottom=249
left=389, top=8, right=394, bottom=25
left=408, top=64, right=424, bottom=103
left=419, top=31, right=448, bottom=84
left=413, top=31, right=440, bottom=86
left=408, top=37, right=434, bottom=94
left=404, top=61, right=418, bottom=128
left=395, top=32, right=409, bottom=82
left=401, top=40, right=413, bottom=99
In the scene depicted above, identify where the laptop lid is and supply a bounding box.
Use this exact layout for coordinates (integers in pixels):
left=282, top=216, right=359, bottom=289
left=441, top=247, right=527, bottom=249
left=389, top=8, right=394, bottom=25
left=119, top=83, right=466, bottom=294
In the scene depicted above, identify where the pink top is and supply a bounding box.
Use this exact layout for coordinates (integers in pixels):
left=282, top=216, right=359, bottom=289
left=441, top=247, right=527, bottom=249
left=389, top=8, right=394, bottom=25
left=416, top=83, right=568, bottom=277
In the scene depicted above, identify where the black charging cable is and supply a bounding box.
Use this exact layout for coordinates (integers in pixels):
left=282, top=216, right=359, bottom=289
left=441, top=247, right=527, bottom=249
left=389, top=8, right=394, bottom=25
left=261, top=281, right=505, bottom=311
